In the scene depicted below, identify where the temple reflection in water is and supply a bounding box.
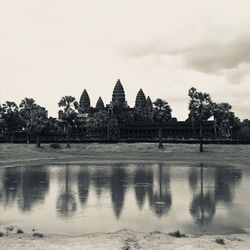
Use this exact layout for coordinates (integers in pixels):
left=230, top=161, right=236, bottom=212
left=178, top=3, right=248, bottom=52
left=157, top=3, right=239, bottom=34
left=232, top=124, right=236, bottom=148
left=0, top=164, right=245, bottom=234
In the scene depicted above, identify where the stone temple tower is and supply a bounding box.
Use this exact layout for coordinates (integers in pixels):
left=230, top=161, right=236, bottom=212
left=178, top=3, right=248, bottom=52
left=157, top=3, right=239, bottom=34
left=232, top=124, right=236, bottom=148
left=135, top=89, right=147, bottom=109
left=112, top=79, right=126, bottom=107
left=96, top=97, right=105, bottom=109
left=146, top=96, right=153, bottom=108
left=79, top=89, right=90, bottom=112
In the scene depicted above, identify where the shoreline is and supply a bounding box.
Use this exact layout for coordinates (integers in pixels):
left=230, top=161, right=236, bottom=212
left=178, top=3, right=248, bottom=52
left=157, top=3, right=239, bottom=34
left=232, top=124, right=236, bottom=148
left=1, top=229, right=250, bottom=250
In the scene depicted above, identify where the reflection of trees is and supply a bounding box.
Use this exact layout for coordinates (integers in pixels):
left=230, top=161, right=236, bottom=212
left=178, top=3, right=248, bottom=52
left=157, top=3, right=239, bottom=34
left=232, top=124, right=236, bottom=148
left=18, top=167, right=49, bottom=212
left=2, top=167, right=21, bottom=207
left=77, top=168, right=90, bottom=205
left=188, top=168, right=199, bottom=192
left=189, top=165, right=242, bottom=227
left=92, top=168, right=111, bottom=197
left=56, top=165, right=77, bottom=218
left=149, top=165, right=172, bottom=218
left=190, top=164, right=215, bottom=227
left=215, top=168, right=242, bottom=203
left=110, top=167, right=128, bottom=219
left=190, top=193, right=215, bottom=226
left=134, top=167, right=153, bottom=209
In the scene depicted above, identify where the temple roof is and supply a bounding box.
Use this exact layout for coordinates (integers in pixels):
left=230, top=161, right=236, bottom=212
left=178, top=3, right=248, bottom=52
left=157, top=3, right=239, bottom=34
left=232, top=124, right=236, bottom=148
left=96, top=97, right=105, bottom=109
left=135, top=89, right=146, bottom=108
left=112, top=79, right=126, bottom=105
left=80, top=89, right=90, bottom=111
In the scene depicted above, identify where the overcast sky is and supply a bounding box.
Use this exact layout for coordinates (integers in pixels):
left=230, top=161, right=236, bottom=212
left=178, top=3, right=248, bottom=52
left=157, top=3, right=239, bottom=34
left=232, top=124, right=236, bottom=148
left=1, top=0, right=250, bottom=120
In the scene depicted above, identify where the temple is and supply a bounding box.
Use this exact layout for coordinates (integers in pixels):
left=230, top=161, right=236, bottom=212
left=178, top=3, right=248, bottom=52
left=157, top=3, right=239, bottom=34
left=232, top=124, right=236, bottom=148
left=77, top=79, right=215, bottom=140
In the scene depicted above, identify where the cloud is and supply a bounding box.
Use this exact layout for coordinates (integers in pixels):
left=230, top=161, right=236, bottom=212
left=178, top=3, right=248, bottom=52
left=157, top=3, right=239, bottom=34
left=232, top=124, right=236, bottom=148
left=176, top=36, right=250, bottom=73
left=222, top=63, right=250, bottom=84
left=122, top=35, right=250, bottom=84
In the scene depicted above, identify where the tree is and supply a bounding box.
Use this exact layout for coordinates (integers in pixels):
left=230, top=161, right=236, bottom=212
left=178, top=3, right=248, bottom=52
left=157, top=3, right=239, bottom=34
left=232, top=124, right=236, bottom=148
left=227, top=112, right=241, bottom=138
left=58, top=96, right=79, bottom=148
left=107, top=116, right=119, bottom=139
left=85, top=111, right=108, bottom=138
left=0, top=106, right=4, bottom=135
left=45, top=117, right=61, bottom=136
left=212, top=102, right=241, bottom=138
left=153, top=98, right=172, bottom=149
left=0, top=101, right=20, bottom=143
left=19, top=98, right=36, bottom=143
left=212, top=103, right=230, bottom=138
left=188, top=111, right=196, bottom=138
left=239, top=119, right=250, bottom=139
left=188, top=88, right=213, bottom=152
left=85, top=110, right=119, bottom=139
left=32, top=106, right=48, bottom=148
left=19, top=98, right=48, bottom=147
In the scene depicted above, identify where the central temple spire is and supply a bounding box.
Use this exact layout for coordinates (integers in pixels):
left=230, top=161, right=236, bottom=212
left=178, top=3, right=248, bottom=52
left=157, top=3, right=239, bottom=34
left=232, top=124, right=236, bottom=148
left=135, top=89, right=146, bottom=108
left=112, top=79, right=126, bottom=106
left=79, top=89, right=90, bottom=112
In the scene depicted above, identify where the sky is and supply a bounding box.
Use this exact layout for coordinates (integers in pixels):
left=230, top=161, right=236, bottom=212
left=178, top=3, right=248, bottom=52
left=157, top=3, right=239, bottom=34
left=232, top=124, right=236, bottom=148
left=1, top=0, right=250, bottom=120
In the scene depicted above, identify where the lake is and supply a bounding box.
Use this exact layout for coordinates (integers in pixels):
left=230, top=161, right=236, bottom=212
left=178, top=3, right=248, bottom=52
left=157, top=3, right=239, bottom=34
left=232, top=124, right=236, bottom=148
left=0, top=163, right=249, bottom=235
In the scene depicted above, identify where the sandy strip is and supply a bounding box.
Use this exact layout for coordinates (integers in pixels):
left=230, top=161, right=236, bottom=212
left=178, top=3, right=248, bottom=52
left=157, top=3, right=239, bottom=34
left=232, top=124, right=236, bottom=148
left=1, top=230, right=250, bottom=250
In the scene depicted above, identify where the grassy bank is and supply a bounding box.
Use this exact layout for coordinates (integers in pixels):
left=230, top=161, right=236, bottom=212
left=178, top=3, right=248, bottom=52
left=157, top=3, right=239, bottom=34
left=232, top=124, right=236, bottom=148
left=0, top=143, right=250, bottom=168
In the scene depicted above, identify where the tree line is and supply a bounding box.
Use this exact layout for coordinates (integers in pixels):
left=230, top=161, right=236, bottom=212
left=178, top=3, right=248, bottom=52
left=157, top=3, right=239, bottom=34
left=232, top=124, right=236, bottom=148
left=0, top=88, right=249, bottom=151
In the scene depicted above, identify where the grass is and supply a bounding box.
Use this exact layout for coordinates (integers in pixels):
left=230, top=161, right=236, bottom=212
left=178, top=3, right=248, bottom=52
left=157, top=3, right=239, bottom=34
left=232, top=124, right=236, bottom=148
left=169, top=230, right=187, bottom=238
left=1, top=143, right=250, bottom=168
left=16, top=229, right=24, bottom=234
left=33, top=232, right=44, bottom=238
left=49, top=143, right=61, bottom=149
left=215, top=238, right=225, bottom=245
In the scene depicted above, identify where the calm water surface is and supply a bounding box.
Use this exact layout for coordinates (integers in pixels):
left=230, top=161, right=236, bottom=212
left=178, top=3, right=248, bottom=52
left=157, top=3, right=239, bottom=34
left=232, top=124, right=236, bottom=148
left=0, top=163, right=250, bottom=235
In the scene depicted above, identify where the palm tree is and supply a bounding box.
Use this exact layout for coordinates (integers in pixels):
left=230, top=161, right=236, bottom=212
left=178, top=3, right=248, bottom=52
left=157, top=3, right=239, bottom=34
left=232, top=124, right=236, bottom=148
left=32, top=106, right=48, bottom=148
left=153, top=98, right=172, bottom=149
left=58, top=96, right=78, bottom=148
left=188, top=88, right=213, bottom=152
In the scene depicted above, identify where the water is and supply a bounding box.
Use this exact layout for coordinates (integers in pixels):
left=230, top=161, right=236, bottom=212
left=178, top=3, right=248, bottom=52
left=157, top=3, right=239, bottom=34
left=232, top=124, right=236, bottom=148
left=0, top=163, right=249, bottom=235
